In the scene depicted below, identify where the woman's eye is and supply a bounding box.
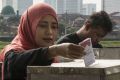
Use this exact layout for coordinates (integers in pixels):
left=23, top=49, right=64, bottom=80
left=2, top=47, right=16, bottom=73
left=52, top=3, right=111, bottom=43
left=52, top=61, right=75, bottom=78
left=39, top=24, right=48, bottom=28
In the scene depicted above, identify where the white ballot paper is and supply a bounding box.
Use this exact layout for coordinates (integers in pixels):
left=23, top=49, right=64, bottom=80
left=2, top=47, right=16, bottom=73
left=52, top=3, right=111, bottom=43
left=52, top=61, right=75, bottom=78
left=79, top=38, right=95, bottom=66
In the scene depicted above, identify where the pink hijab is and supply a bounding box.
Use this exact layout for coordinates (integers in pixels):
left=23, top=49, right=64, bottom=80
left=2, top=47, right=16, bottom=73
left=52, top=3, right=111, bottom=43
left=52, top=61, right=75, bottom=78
left=0, top=2, right=58, bottom=62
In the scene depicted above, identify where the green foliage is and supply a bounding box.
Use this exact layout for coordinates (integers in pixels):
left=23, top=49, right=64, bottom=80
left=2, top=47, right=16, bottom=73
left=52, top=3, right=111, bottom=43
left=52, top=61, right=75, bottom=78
left=7, top=15, right=20, bottom=25
left=0, top=15, right=7, bottom=31
left=67, top=27, right=79, bottom=34
left=0, top=41, right=120, bottom=51
left=0, top=41, right=9, bottom=51
left=0, top=15, right=20, bottom=35
left=1, top=5, right=15, bottom=15
left=58, top=23, right=65, bottom=36
left=100, top=41, right=120, bottom=47
left=0, top=15, right=3, bottom=20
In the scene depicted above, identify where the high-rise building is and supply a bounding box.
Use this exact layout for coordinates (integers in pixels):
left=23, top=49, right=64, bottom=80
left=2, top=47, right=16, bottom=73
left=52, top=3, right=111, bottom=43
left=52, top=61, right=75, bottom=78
left=0, top=0, right=2, bottom=13
left=102, top=0, right=120, bottom=14
left=2, top=0, right=13, bottom=8
left=56, top=0, right=64, bottom=14
left=17, top=0, right=33, bottom=15
left=57, top=0, right=83, bottom=14
left=64, top=0, right=82, bottom=14
left=44, top=0, right=57, bottom=10
left=2, top=0, right=33, bottom=15
left=43, top=0, right=83, bottom=14
left=83, top=4, right=96, bottom=15
left=65, top=0, right=82, bottom=14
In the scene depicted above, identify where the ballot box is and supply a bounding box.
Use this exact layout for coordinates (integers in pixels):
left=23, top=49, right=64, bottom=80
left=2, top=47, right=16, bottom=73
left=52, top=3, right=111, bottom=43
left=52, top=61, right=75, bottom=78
left=27, top=60, right=120, bottom=80
left=93, top=48, right=120, bottom=59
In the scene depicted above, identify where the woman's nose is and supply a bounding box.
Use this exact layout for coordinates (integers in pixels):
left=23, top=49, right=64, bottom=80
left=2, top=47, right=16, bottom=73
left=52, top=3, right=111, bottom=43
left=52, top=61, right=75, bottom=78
left=47, top=27, right=53, bottom=34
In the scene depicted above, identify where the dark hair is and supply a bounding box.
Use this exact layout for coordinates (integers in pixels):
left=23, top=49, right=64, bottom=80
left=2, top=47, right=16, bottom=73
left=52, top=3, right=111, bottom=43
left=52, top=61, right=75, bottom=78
left=86, top=11, right=113, bottom=33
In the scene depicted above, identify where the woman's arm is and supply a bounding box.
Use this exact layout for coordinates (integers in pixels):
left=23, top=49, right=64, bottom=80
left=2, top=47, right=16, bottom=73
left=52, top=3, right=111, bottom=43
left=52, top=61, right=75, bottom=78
left=4, top=47, right=53, bottom=80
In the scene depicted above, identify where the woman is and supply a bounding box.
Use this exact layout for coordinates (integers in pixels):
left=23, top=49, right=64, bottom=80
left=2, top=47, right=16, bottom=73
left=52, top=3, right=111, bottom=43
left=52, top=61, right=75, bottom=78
left=0, top=2, right=84, bottom=80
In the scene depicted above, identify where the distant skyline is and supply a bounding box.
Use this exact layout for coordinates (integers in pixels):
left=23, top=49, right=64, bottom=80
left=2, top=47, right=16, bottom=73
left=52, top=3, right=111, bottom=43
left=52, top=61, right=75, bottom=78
left=34, top=0, right=101, bottom=11
left=0, top=0, right=2, bottom=12
left=0, top=0, right=101, bottom=12
left=83, top=0, right=101, bottom=11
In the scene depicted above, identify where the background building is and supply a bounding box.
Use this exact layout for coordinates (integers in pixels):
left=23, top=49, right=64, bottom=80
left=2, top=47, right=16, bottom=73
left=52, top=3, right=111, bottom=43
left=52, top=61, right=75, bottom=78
left=17, top=0, right=33, bottom=15
left=57, top=0, right=83, bottom=14
left=65, top=0, right=82, bottom=14
left=44, top=0, right=57, bottom=10
left=44, top=0, right=83, bottom=14
left=83, top=3, right=96, bottom=15
left=101, top=0, right=120, bottom=14
left=0, top=0, right=2, bottom=12
left=1, top=0, right=98, bottom=15
left=56, top=0, right=65, bottom=14
left=2, top=0, right=33, bottom=15
left=2, top=0, right=13, bottom=8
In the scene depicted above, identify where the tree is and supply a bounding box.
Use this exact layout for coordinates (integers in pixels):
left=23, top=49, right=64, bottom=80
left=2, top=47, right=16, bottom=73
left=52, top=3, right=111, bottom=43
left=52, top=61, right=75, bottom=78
left=58, top=23, right=65, bottom=37
left=0, top=15, right=7, bottom=34
left=7, top=15, right=20, bottom=26
left=1, top=5, right=15, bottom=15
left=0, top=15, right=5, bottom=29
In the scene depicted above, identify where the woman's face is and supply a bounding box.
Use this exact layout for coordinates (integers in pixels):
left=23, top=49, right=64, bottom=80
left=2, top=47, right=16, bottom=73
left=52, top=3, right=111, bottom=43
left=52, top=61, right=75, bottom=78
left=35, top=15, right=58, bottom=47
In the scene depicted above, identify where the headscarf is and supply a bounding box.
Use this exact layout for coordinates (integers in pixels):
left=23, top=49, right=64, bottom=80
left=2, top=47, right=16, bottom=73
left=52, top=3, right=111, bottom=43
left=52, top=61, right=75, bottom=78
left=0, top=2, right=58, bottom=62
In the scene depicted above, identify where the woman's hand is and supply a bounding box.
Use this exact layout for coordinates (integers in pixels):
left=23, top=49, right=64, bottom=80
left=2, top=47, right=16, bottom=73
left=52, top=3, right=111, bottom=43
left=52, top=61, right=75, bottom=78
left=48, top=43, right=85, bottom=59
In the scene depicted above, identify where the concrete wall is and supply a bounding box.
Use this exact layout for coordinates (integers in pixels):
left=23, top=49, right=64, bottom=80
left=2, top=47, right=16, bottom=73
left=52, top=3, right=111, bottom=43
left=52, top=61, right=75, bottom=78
left=93, top=48, right=120, bottom=59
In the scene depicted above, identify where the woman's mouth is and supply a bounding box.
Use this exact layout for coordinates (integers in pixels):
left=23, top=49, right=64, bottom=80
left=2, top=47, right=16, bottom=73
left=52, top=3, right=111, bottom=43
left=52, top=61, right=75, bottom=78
left=43, top=38, right=53, bottom=43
